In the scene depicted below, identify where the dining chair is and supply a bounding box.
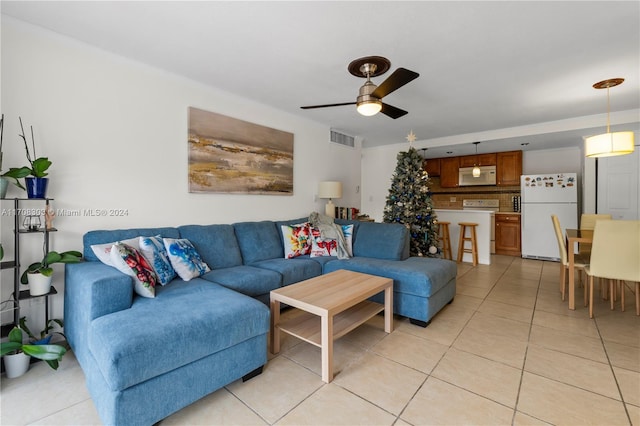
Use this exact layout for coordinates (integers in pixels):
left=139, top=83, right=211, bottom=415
left=551, top=215, right=588, bottom=302
left=579, top=213, right=612, bottom=255
left=584, top=220, right=640, bottom=318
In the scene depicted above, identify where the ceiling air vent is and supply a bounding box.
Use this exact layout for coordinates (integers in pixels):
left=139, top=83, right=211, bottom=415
left=330, top=129, right=355, bottom=148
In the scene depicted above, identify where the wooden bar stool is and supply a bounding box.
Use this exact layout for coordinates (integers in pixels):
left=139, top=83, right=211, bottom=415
left=457, top=222, right=479, bottom=266
left=438, top=221, right=452, bottom=260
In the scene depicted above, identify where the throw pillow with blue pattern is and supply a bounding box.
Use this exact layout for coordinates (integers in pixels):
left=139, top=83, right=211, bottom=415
left=163, top=238, right=211, bottom=281
left=139, top=236, right=176, bottom=285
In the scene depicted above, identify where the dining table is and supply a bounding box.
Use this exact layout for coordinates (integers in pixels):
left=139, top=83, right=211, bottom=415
left=565, top=228, right=593, bottom=310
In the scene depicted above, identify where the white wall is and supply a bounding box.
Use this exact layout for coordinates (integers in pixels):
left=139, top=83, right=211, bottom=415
left=522, top=146, right=581, bottom=175
left=0, top=17, right=361, bottom=324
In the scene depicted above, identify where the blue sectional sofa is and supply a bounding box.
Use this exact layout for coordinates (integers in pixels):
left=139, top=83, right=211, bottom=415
left=64, top=217, right=456, bottom=425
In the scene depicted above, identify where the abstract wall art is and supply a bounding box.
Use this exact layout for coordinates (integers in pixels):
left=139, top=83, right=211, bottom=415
left=188, top=107, right=294, bottom=194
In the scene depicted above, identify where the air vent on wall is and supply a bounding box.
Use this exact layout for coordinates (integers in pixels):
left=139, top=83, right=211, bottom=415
left=330, top=129, right=355, bottom=148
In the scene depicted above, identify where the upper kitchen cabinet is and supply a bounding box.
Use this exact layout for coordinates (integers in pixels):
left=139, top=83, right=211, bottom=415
left=440, top=157, right=460, bottom=188
left=423, top=158, right=441, bottom=176
left=496, top=150, right=522, bottom=186
left=458, top=153, right=497, bottom=168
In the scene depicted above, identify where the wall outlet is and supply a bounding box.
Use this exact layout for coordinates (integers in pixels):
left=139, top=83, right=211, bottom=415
left=450, top=197, right=457, bottom=202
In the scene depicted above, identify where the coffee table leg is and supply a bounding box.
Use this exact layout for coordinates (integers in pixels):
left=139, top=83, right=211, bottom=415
left=270, top=298, right=281, bottom=354
left=384, top=285, right=393, bottom=333
left=321, top=314, right=334, bottom=383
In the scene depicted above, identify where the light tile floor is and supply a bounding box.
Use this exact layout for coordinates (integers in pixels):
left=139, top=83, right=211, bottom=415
left=2, top=255, right=639, bottom=425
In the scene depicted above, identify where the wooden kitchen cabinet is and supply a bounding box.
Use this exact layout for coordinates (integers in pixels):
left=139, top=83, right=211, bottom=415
left=495, top=213, right=521, bottom=256
left=459, top=153, right=497, bottom=167
left=423, top=158, right=440, bottom=176
left=496, top=150, right=522, bottom=186
left=439, top=157, right=459, bottom=188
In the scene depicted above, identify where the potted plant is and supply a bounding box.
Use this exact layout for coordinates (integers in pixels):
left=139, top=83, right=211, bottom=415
left=1, top=326, right=67, bottom=378
left=0, top=114, right=30, bottom=198
left=21, top=250, right=83, bottom=296
left=19, top=316, right=66, bottom=346
left=8, top=117, right=51, bottom=199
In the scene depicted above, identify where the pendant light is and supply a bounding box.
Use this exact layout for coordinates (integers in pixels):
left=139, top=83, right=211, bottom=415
left=472, top=142, right=481, bottom=177
left=585, top=78, right=635, bottom=158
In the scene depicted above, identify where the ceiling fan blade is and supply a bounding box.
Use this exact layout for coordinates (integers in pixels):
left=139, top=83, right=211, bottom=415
left=371, top=68, right=419, bottom=99
left=301, top=102, right=356, bottom=109
left=380, top=103, right=408, bottom=119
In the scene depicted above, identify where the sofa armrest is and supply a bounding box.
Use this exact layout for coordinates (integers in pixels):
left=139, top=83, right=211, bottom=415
left=64, top=262, right=133, bottom=355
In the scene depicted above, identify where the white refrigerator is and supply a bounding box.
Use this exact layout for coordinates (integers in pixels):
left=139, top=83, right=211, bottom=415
left=521, top=173, right=578, bottom=261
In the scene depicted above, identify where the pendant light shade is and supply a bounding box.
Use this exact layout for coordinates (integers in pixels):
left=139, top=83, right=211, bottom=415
left=584, top=78, right=635, bottom=158
left=585, top=131, right=635, bottom=158
left=472, top=141, right=481, bottom=177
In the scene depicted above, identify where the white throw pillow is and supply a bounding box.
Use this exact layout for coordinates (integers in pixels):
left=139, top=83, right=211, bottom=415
left=91, top=237, right=140, bottom=267
left=109, top=243, right=157, bottom=298
left=163, top=238, right=211, bottom=281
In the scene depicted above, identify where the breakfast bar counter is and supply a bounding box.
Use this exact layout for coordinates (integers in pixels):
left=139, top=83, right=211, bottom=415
left=435, top=209, right=493, bottom=265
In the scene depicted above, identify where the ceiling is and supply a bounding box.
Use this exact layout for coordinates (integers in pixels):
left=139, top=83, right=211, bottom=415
left=2, top=1, right=639, bottom=157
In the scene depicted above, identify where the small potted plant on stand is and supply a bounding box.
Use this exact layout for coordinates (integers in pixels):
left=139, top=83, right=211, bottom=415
left=17, top=117, right=51, bottom=199
left=21, top=250, right=83, bottom=296
left=0, top=114, right=30, bottom=198
left=1, top=326, right=67, bottom=378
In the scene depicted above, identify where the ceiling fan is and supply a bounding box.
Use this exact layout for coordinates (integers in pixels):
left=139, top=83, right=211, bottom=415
left=300, top=56, right=419, bottom=119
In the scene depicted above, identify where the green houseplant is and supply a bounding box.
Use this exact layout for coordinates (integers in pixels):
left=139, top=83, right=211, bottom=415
left=0, top=114, right=30, bottom=197
left=21, top=250, right=83, bottom=296
left=3, top=117, right=52, bottom=198
left=1, top=326, right=67, bottom=377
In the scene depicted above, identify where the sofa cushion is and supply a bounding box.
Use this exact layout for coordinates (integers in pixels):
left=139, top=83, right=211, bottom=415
left=88, top=279, right=269, bottom=392
left=234, top=221, right=283, bottom=264
left=352, top=222, right=410, bottom=260
left=201, top=265, right=282, bottom=297
left=84, top=227, right=180, bottom=262
left=324, top=256, right=456, bottom=297
left=251, top=257, right=322, bottom=286
left=178, top=225, right=243, bottom=269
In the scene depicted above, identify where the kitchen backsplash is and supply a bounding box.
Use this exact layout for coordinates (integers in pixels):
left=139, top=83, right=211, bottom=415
left=429, top=176, right=520, bottom=211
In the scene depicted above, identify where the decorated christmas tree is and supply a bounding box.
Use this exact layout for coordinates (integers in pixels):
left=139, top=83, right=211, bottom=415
left=383, top=132, right=439, bottom=257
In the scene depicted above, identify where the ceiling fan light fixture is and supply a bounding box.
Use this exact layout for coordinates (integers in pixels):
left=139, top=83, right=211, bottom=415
left=584, top=78, right=635, bottom=158
left=357, top=99, right=382, bottom=116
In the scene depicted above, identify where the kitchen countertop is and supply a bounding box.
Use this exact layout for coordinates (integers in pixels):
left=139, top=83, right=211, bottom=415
left=495, top=212, right=521, bottom=215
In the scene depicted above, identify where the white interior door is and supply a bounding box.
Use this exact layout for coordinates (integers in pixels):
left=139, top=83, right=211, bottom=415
left=597, top=150, right=639, bottom=220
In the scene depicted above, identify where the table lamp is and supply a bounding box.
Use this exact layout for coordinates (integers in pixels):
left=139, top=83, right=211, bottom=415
left=318, top=181, right=343, bottom=218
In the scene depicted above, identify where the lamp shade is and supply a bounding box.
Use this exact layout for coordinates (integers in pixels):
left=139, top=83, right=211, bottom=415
left=585, top=131, right=635, bottom=158
left=318, top=181, right=343, bottom=199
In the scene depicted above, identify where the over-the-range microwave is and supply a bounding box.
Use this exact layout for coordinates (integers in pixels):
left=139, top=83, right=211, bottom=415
left=458, top=166, right=497, bottom=186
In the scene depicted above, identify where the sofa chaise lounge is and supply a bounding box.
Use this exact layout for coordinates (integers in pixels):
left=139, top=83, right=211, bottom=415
left=64, top=217, right=456, bottom=425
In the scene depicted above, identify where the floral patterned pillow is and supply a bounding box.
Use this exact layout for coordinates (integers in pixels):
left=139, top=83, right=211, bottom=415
left=281, top=223, right=312, bottom=259
left=139, top=236, right=176, bottom=285
left=110, top=243, right=157, bottom=298
left=309, top=224, right=354, bottom=257
left=163, top=238, right=211, bottom=281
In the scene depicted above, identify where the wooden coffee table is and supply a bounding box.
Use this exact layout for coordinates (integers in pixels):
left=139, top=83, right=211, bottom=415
left=270, top=269, right=393, bottom=383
